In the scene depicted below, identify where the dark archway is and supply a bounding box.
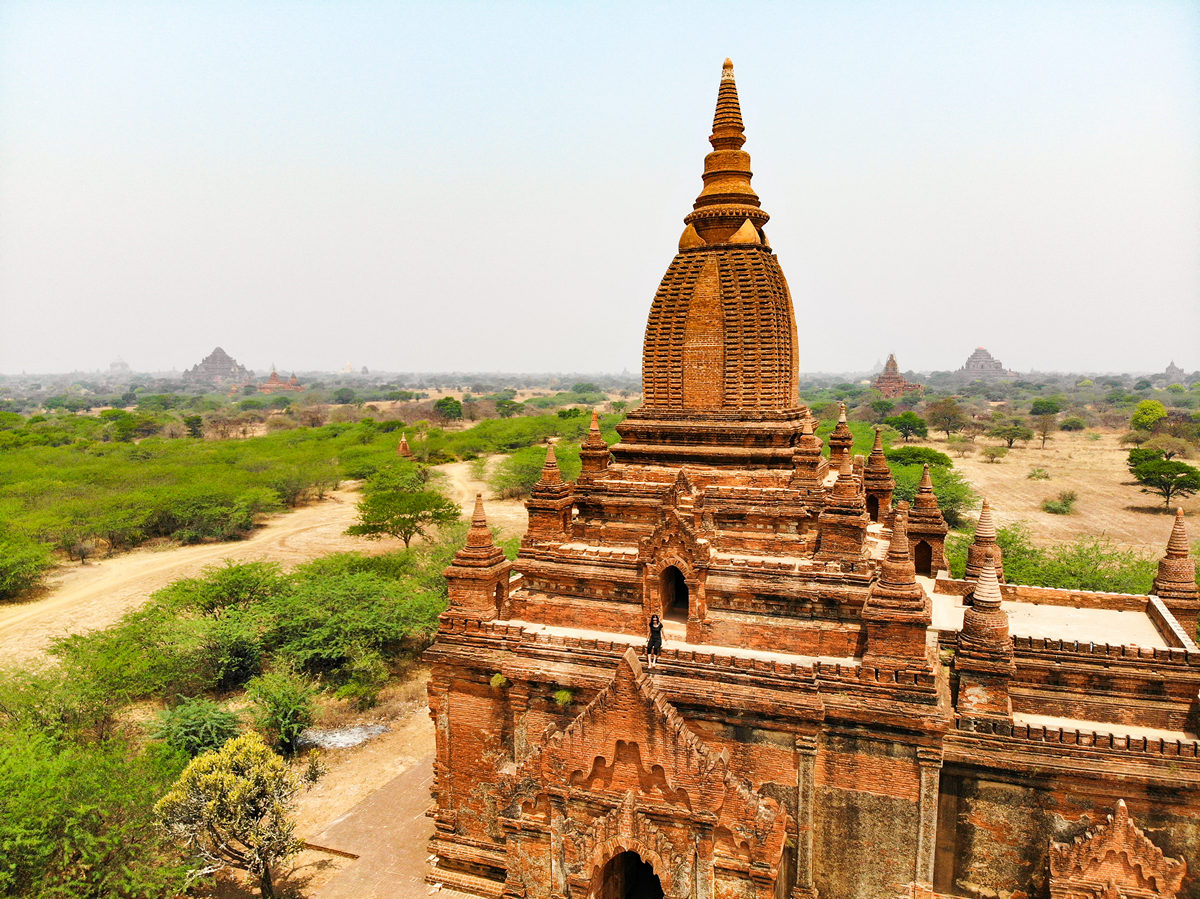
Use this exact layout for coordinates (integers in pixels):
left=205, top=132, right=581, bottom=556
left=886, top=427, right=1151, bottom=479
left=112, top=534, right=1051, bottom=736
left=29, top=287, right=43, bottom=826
left=494, top=583, right=505, bottom=615
left=595, top=850, right=664, bottom=899
left=661, top=566, right=689, bottom=622
left=866, top=495, right=880, bottom=522
left=914, top=540, right=933, bottom=577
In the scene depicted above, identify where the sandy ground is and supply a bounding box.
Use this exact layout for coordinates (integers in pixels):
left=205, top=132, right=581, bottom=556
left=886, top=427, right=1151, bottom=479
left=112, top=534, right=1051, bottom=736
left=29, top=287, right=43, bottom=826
left=0, top=486, right=404, bottom=665
left=908, top=430, right=1194, bottom=552
left=438, top=456, right=527, bottom=539
left=0, top=455, right=525, bottom=665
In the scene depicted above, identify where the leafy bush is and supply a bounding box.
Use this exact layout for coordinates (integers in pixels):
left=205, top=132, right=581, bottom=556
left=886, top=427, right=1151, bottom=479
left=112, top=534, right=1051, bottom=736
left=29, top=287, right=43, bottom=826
left=247, top=668, right=315, bottom=755
left=1041, top=491, right=1077, bottom=515
left=552, top=689, right=574, bottom=707
left=154, top=697, right=241, bottom=757
left=946, top=523, right=1157, bottom=594
left=981, top=446, right=1009, bottom=463
left=885, top=446, right=952, bottom=468
left=890, top=465, right=976, bottom=528
left=0, top=730, right=191, bottom=897
left=491, top=444, right=582, bottom=499
left=1027, top=468, right=1050, bottom=480
left=0, top=531, right=51, bottom=601
left=1059, top=416, right=1087, bottom=431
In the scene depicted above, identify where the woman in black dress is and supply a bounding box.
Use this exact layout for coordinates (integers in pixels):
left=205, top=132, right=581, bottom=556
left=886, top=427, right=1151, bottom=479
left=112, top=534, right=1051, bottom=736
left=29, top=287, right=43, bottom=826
left=646, top=614, right=664, bottom=669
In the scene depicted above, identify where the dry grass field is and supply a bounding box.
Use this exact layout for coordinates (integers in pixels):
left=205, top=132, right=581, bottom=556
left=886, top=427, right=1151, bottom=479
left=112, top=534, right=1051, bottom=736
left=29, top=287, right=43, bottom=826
left=907, top=429, right=1196, bottom=553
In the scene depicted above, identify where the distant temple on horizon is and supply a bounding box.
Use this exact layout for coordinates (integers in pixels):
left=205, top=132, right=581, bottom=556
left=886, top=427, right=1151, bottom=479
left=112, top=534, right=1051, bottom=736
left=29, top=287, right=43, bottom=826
left=953, top=346, right=1015, bottom=382
left=182, top=347, right=251, bottom=385
left=423, top=60, right=1198, bottom=899
left=873, top=353, right=923, bottom=398
left=258, top=369, right=305, bottom=394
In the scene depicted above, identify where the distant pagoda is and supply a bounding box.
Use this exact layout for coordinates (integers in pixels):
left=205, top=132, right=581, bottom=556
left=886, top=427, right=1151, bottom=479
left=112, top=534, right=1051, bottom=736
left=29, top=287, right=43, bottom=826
left=873, top=353, right=923, bottom=398
left=258, top=369, right=305, bottom=394
left=184, top=347, right=252, bottom=385
left=955, top=346, right=1014, bottom=382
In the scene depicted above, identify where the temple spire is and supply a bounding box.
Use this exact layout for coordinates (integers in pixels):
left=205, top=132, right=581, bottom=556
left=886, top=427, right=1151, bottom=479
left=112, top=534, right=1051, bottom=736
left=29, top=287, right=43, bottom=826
left=684, top=58, right=768, bottom=245
left=466, top=493, right=495, bottom=548
left=1153, top=508, right=1199, bottom=633
left=537, top=444, right=562, bottom=486
left=711, top=58, right=745, bottom=149
left=966, top=499, right=1003, bottom=582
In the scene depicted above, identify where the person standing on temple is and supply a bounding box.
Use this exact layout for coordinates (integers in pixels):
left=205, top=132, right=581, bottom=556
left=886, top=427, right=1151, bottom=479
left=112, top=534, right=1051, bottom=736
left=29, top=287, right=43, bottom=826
left=646, top=614, right=664, bottom=669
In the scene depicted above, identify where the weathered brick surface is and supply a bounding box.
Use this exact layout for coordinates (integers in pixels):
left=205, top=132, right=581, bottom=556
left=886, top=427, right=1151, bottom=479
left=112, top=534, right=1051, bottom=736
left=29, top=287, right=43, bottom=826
left=423, top=57, right=1200, bottom=899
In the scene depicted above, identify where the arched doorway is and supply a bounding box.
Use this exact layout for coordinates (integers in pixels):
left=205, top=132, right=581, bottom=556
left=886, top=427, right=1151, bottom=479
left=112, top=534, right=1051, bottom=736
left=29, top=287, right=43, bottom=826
left=661, top=566, right=689, bottom=622
left=594, top=850, right=664, bottom=899
left=914, top=540, right=933, bottom=576
left=866, top=495, right=880, bottom=522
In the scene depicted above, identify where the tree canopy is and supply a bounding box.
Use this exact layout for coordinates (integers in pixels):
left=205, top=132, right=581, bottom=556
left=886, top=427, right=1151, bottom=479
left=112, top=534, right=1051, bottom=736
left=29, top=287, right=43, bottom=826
left=155, top=732, right=305, bottom=898
left=1132, top=459, right=1200, bottom=509
left=883, top=411, right=927, bottom=442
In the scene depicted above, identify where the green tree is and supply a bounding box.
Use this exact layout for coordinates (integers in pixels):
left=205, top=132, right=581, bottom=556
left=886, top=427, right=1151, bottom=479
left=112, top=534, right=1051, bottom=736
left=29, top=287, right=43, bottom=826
left=1130, top=399, right=1168, bottom=433
left=869, top=399, right=895, bottom=421
left=925, top=397, right=967, bottom=438
left=0, top=531, right=52, bottom=601
left=981, top=446, right=1009, bottom=463
left=155, top=732, right=305, bottom=898
left=988, top=421, right=1033, bottom=448
left=0, top=732, right=190, bottom=896
left=1032, top=413, right=1057, bottom=449
left=571, top=382, right=600, bottom=394
left=433, top=396, right=463, bottom=421
left=247, top=668, right=315, bottom=755
left=332, top=387, right=356, bottom=405
left=154, top=697, right=242, bottom=757
left=346, top=485, right=460, bottom=548
left=883, top=411, right=927, bottom=442
left=183, top=414, right=204, bottom=438
left=1029, top=398, right=1061, bottom=416
left=1143, top=435, right=1192, bottom=460
left=495, top=399, right=524, bottom=418
left=1132, top=459, right=1200, bottom=509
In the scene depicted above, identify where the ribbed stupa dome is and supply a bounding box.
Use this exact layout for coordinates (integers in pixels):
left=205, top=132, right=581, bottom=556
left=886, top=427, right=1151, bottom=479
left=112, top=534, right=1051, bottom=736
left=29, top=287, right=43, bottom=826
left=638, top=59, right=800, bottom=414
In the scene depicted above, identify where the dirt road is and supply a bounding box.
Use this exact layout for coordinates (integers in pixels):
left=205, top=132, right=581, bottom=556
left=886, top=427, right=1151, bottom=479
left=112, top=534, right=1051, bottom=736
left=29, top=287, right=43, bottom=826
left=437, top=456, right=528, bottom=539
left=0, top=456, right=527, bottom=666
left=0, top=486, right=403, bottom=664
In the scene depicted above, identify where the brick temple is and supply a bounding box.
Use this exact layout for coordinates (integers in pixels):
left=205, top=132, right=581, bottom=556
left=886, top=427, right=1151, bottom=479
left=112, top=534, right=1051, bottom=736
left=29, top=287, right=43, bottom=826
left=425, top=61, right=1198, bottom=899
left=873, top=354, right=923, bottom=399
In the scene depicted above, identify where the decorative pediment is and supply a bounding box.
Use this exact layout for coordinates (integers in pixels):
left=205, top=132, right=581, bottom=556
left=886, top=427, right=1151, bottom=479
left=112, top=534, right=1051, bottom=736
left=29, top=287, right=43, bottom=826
left=1049, top=800, right=1186, bottom=899
left=642, top=501, right=711, bottom=573
left=504, top=649, right=787, bottom=881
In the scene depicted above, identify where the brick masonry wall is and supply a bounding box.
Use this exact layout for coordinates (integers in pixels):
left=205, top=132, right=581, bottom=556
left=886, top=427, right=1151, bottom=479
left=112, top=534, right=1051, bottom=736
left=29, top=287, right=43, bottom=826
left=935, top=772, right=1200, bottom=899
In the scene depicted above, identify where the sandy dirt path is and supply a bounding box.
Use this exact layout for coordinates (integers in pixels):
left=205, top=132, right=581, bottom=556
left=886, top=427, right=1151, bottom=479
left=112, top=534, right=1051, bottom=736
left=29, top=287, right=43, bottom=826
left=0, top=456, right=528, bottom=666
left=908, top=430, right=1193, bottom=552
left=0, top=486, right=405, bottom=664
left=437, top=455, right=528, bottom=539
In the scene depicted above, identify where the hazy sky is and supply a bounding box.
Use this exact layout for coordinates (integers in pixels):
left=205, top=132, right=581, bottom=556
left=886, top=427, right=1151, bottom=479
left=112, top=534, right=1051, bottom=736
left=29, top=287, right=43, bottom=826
left=2, top=2, right=1197, bottom=376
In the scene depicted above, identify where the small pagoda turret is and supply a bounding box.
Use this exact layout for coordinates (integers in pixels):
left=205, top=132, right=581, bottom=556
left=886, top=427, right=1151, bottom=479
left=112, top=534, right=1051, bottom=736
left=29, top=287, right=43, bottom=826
left=790, top=417, right=828, bottom=506
left=906, top=464, right=948, bottom=576
left=443, top=494, right=512, bottom=620
left=577, top=411, right=611, bottom=482
left=397, top=435, right=414, bottom=459
left=863, top=504, right=933, bottom=668
left=965, top=499, right=1003, bottom=584
left=862, top=427, right=895, bottom=523
left=523, top=445, right=575, bottom=544
left=955, top=549, right=1015, bottom=723
left=815, top=454, right=868, bottom=563
left=1153, top=508, right=1199, bottom=633
left=827, top=403, right=854, bottom=473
